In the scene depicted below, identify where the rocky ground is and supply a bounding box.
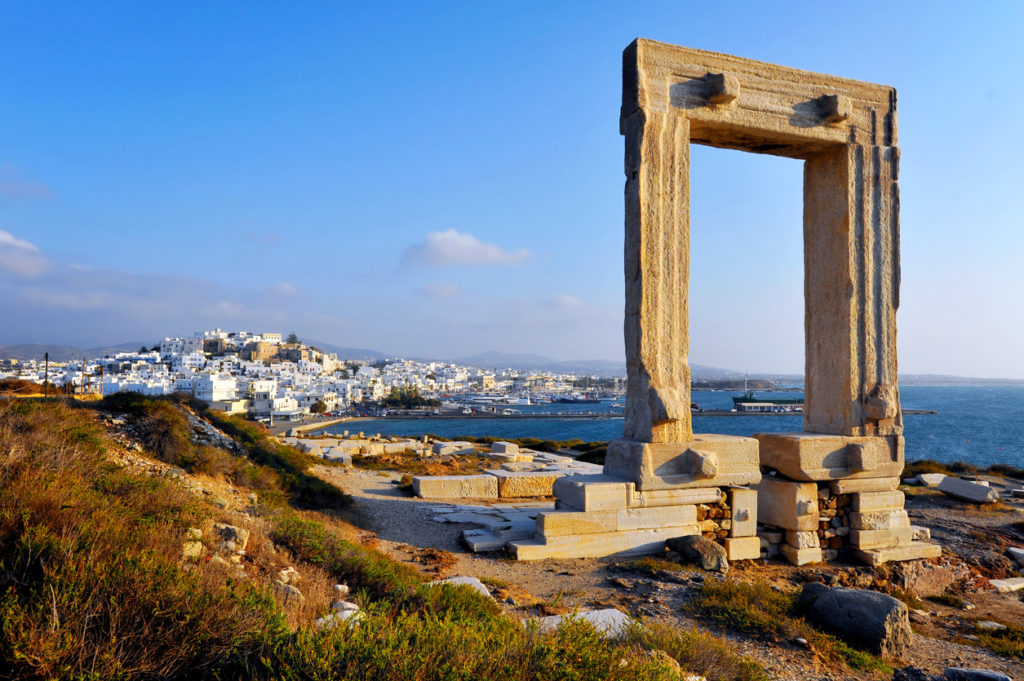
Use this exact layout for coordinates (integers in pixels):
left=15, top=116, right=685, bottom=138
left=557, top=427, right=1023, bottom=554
left=317, top=465, right=1024, bottom=681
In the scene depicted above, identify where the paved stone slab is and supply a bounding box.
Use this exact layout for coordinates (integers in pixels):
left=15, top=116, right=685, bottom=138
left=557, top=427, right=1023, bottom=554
left=413, top=475, right=498, bottom=499
left=756, top=433, right=904, bottom=481
left=854, top=541, right=942, bottom=566
left=605, top=435, right=760, bottom=491
left=938, top=477, right=1000, bottom=503
left=850, top=527, right=914, bottom=550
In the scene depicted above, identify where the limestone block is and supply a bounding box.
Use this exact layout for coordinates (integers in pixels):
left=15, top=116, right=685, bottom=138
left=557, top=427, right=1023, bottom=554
left=850, top=510, right=910, bottom=530
left=487, top=470, right=561, bottom=498
left=852, top=491, right=905, bottom=512
left=604, top=435, right=760, bottom=490
left=786, top=531, right=820, bottom=550
left=729, top=488, right=757, bottom=537
left=629, top=487, right=724, bottom=508
left=618, top=505, right=697, bottom=531
left=850, top=527, right=914, bottom=550
left=781, top=544, right=823, bottom=566
left=759, top=530, right=783, bottom=544
left=492, top=441, right=519, bottom=454
left=828, top=477, right=899, bottom=494
left=755, top=433, right=903, bottom=481
left=910, top=526, right=931, bottom=542
left=756, top=476, right=819, bottom=531
left=854, top=542, right=942, bottom=566
left=553, top=474, right=633, bottom=512
left=990, top=577, right=1024, bottom=593
left=917, top=473, right=946, bottom=487
left=512, top=525, right=699, bottom=560
left=412, top=475, right=498, bottom=499
left=725, top=536, right=762, bottom=561
left=537, top=510, right=618, bottom=537
left=938, top=477, right=1000, bottom=503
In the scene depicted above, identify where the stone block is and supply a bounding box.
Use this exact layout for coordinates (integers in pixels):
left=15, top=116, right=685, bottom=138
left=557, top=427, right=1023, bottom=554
left=604, top=435, right=760, bottom=490
left=553, top=474, right=633, bottom=511
left=759, top=530, right=783, bottom=544
left=429, top=575, right=493, bottom=599
left=511, top=525, right=699, bottom=560
left=785, top=530, right=820, bottom=549
left=725, top=536, right=762, bottom=561
left=854, top=542, right=942, bottom=566
left=492, top=441, right=519, bottom=454
left=938, top=477, right=1000, bottom=503
left=618, top=504, right=697, bottom=531
left=413, top=475, right=498, bottom=499
left=1007, top=546, right=1024, bottom=569
left=910, top=526, right=931, bottom=541
left=989, top=577, right=1024, bottom=593
left=537, top=510, right=618, bottom=537
left=629, top=487, right=724, bottom=508
left=828, top=477, right=900, bottom=494
left=852, top=490, right=905, bottom=512
left=756, top=476, right=819, bottom=531
left=781, top=543, right=823, bottom=566
left=487, top=470, right=561, bottom=498
left=917, top=473, right=947, bottom=487
left=850, top=527, right=914, bottom=550
left=536, top=608, right=632, bottom=639
left=850, top=510, right=910, bottom=530
left=756, top=433, right=903, bottom=481
left=729, top=488, right=757, bottom=537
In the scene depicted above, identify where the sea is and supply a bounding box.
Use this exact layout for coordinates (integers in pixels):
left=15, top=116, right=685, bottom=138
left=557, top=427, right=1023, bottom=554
left=323, top=385, right=1024, bottom=468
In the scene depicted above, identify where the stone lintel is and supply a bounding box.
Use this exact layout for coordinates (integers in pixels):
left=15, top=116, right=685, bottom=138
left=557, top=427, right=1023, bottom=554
left=828, top=476, right=900, bottom=494
left=604, top=435, right=760, bottom=491
left=512, top=525, right=699, bottom=561
left=755, top=433, right=904, bottom=481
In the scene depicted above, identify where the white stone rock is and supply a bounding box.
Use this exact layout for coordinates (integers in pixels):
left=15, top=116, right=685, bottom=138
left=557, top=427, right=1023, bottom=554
left=428, top=575, right=493, bottom=599
left=938, top=477, right=1000, bottom=504
left=989, top=577, right=1024, bottom=593
left=1007, top=546, right=1024, bottom=569
left=535, top=608, right=632, bottom=639
left=917, top=473, right=947, bottom=487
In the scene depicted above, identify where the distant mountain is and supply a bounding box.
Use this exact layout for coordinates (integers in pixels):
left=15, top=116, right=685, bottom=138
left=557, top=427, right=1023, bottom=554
left=302, top=340, right=388, bottom=362
left=899, top=374, right=1024, bottom=386
left=0, top=342, right=157, bottom=362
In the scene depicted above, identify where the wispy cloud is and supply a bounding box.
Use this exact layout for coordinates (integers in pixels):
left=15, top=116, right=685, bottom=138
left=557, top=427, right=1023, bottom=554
left=417, top=282, right=462, bottom=299
left=400, top=229, right=531, bottom=268
left=0, top=164, right=55, bottom=200
left=0, top=230, right=49, bottom=277
left=544, top=293, right=583, bottom=309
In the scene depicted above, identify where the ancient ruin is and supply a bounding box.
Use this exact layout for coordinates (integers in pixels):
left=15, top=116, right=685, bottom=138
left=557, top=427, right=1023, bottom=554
left=508, top=39, right=939, bottom=565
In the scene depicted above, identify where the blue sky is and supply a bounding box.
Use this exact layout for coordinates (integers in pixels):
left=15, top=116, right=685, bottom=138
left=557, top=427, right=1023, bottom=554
left=1, top=2, right=1022, bottom=377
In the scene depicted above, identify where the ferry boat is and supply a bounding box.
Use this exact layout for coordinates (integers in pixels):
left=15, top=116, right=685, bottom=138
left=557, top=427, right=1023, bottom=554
left=551, top=393, right=602, bottom=404
left=731, top=391, right=804, bottom=413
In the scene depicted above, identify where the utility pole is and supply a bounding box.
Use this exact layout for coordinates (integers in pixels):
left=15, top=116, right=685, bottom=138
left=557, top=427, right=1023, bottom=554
left=44, top=352, right=49, bottom=397
left=99, top=366, right=104, bottom=398
left=82, top=356, right=87, bottom=397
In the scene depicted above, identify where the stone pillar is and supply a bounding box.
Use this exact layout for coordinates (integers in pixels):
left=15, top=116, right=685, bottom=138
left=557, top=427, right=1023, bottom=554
left=804, top=144, right=902, bottom=437
left=622, top=109, right=692, bottom=444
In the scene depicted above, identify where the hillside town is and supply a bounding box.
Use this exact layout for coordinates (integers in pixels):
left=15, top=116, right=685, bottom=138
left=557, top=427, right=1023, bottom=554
left=0, top=329, right=619, bottom=421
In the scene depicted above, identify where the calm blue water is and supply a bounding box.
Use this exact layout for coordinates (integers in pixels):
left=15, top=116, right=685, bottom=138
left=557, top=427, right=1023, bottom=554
left=325, top=386, right=1024, bottom=468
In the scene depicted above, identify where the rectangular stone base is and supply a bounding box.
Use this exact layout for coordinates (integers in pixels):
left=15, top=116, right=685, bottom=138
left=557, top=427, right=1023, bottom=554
left=510, top=525, right=698, bottom=560
left=755, top=432, right=904, bottom=481
left=604, top=435, right=760, bottom=491
left=553, top=474, right=634, bottom=511
left=725, top=536, right=762, bottom=561
left=781, top=544, right=823, bottom=565
left=413, top=475, right=498, bottom=499
left=854, top=542, right=941, bottom=566
left=486, top=470, right=560, bottom=498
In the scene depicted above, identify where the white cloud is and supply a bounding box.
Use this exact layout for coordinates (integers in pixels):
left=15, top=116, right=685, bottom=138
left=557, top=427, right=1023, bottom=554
left=0, top=164, right=55, bottom=199
left=401, top=229, right=531, bottom=268
left=0, top=229, right=49, bottom=277
left=545, top=293, right=583, bottom=309
left=418, top=282, right=462, bottom=299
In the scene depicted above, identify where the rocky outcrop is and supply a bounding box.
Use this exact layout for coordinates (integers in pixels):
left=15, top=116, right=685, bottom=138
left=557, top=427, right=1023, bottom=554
left=666, top=535, right=729, bottom=573
left=799, top=582, right=910, bottom=657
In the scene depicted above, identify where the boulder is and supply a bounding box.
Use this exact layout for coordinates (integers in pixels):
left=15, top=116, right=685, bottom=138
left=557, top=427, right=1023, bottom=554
left=799, top=583, right=911, bottom=657
left=428, top=575, right=493, bottom=599
left=181, top=541, right=204, bottom=561
left=1007, top=546, right=1024, bottom=569
left=213, top=523, right=251, bottom=551
left=943, top=669, right=1012, bottom=681
left=937, top=477, right=999, bottom=504
left=277, top=566, right=301, bottom=585
left=667, top=535, right=729, bottom=573
left=272, top=580, right=305, bottom=608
